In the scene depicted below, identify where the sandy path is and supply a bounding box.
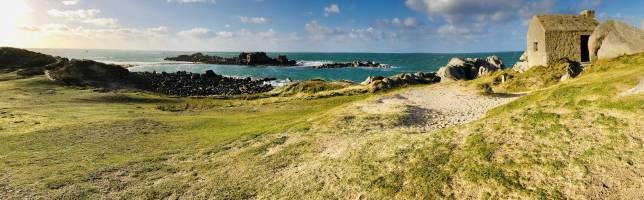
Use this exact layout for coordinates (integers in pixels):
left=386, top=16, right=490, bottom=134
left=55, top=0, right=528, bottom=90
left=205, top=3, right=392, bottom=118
left=358, top=83, right=523, bottom=130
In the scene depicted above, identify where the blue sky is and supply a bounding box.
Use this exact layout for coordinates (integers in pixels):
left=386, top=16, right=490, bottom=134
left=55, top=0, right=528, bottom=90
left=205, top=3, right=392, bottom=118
left=2, top=0, right=643, bottom=52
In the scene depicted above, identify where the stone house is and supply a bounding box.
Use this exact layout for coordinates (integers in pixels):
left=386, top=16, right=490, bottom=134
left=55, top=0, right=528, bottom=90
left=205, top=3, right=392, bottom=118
left=526, top=10, right=599, bottom=67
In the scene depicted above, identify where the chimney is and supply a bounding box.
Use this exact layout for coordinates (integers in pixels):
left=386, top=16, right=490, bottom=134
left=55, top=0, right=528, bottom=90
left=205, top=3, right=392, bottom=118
left=580, top=10, right=596, bottom=19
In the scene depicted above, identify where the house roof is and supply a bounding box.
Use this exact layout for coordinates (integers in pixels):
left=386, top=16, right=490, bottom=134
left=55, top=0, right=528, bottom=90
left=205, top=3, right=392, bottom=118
left=535, top=14, right=598, bottom=32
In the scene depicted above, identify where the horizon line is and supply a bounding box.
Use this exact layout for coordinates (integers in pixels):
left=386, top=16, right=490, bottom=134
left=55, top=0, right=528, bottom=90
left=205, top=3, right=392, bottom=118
left=17, top=46, right=525, bottom=55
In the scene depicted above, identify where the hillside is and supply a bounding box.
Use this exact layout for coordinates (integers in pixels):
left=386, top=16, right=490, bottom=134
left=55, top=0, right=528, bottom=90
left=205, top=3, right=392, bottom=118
left=0, top=53, right=643, bottom=199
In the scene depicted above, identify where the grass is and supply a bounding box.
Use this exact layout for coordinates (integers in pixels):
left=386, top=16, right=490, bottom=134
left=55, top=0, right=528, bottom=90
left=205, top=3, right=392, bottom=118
left=0, top=74, right=370, bottom=198
left=466, top=58, right=581, bottom=94
left=1, top=53, right=643, bottom=199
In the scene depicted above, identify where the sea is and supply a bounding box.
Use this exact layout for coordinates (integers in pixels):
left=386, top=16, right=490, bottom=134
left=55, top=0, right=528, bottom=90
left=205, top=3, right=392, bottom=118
left=30, top=49, right=522, bottom=83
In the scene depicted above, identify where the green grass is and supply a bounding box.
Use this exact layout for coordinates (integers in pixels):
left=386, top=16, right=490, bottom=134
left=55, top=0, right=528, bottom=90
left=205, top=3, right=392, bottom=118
left=0, top=74, right=370, bottom=198
left=1, top=53, right=643, bottom=199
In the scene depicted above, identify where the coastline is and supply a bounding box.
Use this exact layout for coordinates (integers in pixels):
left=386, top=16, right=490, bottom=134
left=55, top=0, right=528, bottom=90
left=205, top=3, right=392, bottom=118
left=27, top=48, right=523, bottom=83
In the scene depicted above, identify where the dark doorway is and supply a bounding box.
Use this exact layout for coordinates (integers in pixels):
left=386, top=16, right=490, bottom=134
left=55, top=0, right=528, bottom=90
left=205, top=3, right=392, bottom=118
left=580, top=35, right=590, bottom=62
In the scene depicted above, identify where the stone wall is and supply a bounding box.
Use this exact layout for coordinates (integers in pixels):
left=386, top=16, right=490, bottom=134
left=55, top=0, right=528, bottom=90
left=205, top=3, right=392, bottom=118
left=527, top=17, right=548, bottom=67
left=544, top=30, right=594, bottom=65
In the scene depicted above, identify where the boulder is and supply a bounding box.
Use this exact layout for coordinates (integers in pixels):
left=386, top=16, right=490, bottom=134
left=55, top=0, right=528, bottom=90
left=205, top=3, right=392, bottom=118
left=437, top=56, right=504, bottom=81
left=479, top=56, right=504, bottom=76
left=589, top=20, right=644, bottom=61
left=361, top=72, right=439, bottom=91
left=361, top=76, right=384, bottom=85
left=46, top=59, right=130, bottom=86
left=486, top=55, right=504, bottom=70
left=512, top=52, right=530, bottom=73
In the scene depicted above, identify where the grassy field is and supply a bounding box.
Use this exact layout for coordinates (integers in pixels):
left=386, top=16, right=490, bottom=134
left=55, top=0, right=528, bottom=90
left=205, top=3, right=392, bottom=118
left=0, top=74, right=372, bottom=198
left=0, top=54, right=643, bottom=199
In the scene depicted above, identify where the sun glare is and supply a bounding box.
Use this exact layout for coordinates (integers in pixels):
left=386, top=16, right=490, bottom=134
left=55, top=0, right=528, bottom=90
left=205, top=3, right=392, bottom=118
left=0, top=0, right=33, bottom=46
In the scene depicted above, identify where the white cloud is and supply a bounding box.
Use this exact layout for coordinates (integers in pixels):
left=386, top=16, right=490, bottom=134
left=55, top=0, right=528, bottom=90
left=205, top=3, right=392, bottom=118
left=392, top=18, right=402, bottom=25
left=239, top=16, right=270, bottom=24
left=83, top=18, right=119, bottom=27
left=177, top=27, right=213, bottom=39
left=147, top=26, right=169, bottom=35
left=405, top=0, right=554, bottom=36
left=48, top=9, right=99, bottom=20
left=216, top=31, right=234, bottom=38
left=403, top=17, right=418, bottom=27
left=62, top=0, right=79, bottom=6
left=388, top=17, right=418, bottom=27
left=47, top=9, right=120, bottom=27
left=347, top=27, right=382, bottom=40
left=324, top=4, right=340, bottom=17
left=305, top=20, right=336, bottom=40
left=177, top=28, right=237, bottom=39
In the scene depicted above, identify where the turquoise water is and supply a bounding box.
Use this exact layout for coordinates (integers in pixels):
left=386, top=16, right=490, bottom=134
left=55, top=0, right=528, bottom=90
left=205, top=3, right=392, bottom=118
left=31, top=49, right=522, bottom=82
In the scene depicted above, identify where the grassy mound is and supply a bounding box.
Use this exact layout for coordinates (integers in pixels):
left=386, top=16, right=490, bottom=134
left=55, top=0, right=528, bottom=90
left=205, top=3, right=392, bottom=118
left=470, top=58, right=582, bottom=94
left=0, top=47, right=59, bottom=76
left=269, top=79, right=357, bottom=96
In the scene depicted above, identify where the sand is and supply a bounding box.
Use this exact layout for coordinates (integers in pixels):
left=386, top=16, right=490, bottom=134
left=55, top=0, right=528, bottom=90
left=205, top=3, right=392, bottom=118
left=358, top=83, right=523, bottom=130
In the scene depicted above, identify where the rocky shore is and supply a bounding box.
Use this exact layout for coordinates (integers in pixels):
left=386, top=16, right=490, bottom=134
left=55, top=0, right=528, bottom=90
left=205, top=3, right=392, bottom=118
left=130, top=70, right=274, bottom=96
left=45, top=60, right=276, bottom=96
left=316, top=61, right=390, bottom=69
left=165, top=52, right=297, bottom=66
left=1, top=47, right=448, bottom=97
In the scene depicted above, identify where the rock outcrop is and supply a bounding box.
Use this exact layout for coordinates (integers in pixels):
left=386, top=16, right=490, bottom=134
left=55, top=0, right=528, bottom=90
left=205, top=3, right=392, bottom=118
left=589, top=20, right=644, bottom=61
left=0, top=47, right=60, bottom=76
left=361, top=72, right=440, bottom=91
left=512, top=52, right=530, bottom=73
left=131, top=70, right=274, bottom=96
left=165, top=52, right=297, bottom=66
left=46, top=59, right=131, bottom=86
left=316, top=61, right=390, bottom=69
left=436, top=56, right=505, bottom=82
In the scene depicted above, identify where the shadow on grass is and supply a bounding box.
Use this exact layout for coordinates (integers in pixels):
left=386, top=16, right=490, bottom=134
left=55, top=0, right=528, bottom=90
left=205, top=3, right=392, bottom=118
left=75, top=94, right=179, bottom=104
left=487, top=93, right=526, bottom=98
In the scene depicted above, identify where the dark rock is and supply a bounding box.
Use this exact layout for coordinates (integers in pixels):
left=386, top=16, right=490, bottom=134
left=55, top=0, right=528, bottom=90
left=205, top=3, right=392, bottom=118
left=316, top=61, right=390, bottom=69
left=129, top=70, right=274, bottom=96
left=165, top=52, right=296, bottom=66
left=559, top=59, right=583, bottom=81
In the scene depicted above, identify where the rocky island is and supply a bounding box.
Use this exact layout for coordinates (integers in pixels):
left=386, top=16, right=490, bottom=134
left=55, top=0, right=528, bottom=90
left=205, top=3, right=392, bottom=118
left=165, top=52, right=297, bottom=66
left=315, top=60, right=390, bottom=69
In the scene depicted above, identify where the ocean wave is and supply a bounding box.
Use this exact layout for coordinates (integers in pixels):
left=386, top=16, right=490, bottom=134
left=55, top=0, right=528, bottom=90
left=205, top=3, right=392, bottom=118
left=296, top=60, right=398, bottom=69
left=296, top=60, right=334, bottom=67
left=105, top=61, right=196, bottom=68
left=264, top=78, right=293, bottom=87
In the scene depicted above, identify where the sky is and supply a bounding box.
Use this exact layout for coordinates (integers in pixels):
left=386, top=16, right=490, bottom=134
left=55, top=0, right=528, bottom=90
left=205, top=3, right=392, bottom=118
left=1, top=0, right=642, bottom=53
